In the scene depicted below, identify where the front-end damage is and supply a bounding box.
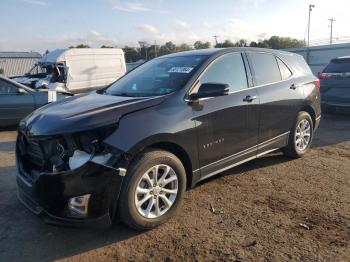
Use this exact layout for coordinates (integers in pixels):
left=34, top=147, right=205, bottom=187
left=16, top=124, right=130, bottom=227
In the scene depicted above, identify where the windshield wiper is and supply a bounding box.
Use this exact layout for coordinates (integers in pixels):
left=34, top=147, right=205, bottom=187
left=111, top=92, right=135, bottom=97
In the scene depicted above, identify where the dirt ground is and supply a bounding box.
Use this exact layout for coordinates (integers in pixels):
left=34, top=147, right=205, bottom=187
left=0, top=114, right=349, bottom=262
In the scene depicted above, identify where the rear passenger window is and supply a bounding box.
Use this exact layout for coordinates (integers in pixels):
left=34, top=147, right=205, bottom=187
left=277, top=58, right=292, bottom=80
left=200, top=53, right=248, bottom=92
left=249, top=53, right=281, bottom=85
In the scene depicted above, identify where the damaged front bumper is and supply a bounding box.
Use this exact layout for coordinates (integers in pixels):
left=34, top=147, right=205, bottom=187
left=16, top=149, right=127, bottom=228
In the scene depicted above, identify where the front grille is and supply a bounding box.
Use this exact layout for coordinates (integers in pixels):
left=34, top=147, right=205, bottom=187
left=26, top=140, right=45, bottom=168
left=17, top=132, right=46, bottom=172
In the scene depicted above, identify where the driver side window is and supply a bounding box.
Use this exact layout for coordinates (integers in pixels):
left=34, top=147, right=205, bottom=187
left=0, top=80, right=17, bottom=94
left=200, top=53, right=248, bottom=92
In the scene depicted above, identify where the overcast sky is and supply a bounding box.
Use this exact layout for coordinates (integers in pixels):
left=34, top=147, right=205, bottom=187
left=0, top=0, right=348, bottom=52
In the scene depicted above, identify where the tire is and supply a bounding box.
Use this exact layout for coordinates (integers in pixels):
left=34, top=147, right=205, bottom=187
left=282, top=111, right=314, bottom=158
left=118, top=149, right=186, bottom=230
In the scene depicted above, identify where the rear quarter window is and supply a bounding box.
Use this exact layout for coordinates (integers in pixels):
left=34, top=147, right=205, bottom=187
left=276, top=58, right=292, bottom=80
left=284, top=55, right=312, bottom=75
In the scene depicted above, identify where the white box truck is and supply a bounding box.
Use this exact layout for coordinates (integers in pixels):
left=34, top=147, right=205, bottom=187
left=12, top=48, right=126, bottom=94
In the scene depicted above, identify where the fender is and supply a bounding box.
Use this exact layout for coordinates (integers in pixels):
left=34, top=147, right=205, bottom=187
left=103, top=100, right=200, bottom=171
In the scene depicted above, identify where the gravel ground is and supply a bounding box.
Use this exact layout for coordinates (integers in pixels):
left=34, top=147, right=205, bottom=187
left=0, top=114, right=349, bottom=262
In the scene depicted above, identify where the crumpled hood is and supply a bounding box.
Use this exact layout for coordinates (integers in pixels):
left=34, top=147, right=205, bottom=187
left=21, top=92, right=166, bottom=136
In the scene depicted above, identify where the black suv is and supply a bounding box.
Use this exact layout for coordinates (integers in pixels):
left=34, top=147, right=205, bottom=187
left=318, top=56, right=350, bottom=113
left=16, top=48, right=321, bottom=229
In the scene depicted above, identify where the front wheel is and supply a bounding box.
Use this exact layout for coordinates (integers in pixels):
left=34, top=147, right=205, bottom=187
left=282, top=111, right=314, bottom=158
left=118, top=150, right=186, bottom=230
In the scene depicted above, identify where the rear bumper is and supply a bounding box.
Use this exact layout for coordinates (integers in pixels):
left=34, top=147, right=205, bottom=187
left=16, top=161, right=125, bottom=228
left=315, top=115, right=321, bottom=130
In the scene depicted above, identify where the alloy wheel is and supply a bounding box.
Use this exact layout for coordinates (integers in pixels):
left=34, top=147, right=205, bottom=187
left=295, top=119, right=311, bottom=151
left=134, top=164, right=178, bottom=219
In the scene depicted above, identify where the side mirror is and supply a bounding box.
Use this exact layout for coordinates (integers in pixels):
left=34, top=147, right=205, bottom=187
left=190, top=83, right=229, bottom=100
left=18, top=88, right=28, bottom=95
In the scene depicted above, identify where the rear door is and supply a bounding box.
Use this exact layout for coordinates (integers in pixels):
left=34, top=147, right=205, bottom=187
left=319, top=58, right=350, bottom=106
left=193, top=52, right=259, bottom=179
left=246, top=52, right=304, bottom=153
left=0, top=79, right=35, bottom=127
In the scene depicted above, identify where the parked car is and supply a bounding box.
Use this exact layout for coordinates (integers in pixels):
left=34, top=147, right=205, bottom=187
left=12, top=48, right=127, bottom=94
left=318, top=56, right=350, bottom=113
left=16, top=48, right=321, bottom=229
left=0, top=76, right=70, bottom=128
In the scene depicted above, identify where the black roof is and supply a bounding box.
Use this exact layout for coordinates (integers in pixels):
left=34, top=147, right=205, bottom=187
left=162, top=47, right=296, bottom=58
left=0, top=51, right=42, bottom=59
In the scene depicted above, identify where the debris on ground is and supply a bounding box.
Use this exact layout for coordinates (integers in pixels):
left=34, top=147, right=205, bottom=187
left=242, top=241, right=257, bottom=248
left=299, top=223, right=312, bottom=230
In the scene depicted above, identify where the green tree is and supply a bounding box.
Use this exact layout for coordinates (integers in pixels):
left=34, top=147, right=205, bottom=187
left=159, top=41, right=177, bottom=56
left=69, top=44, right=90, bottom=48
left=146, top=45, right=160, bottom=59
left=123, top=46, right=141, bottom=62
left=251, top=36, right=305, bottom=49
left=216, top=40, right=235, bottom=48
left=235, top=39, right=248, bottom=47
left=176, top=43, right=192, bottom=52
left=249, top=41, right=258, bottom=47
left=194, top=41, right=211, bottom=49
left=101, top=45, right=114, bottom=48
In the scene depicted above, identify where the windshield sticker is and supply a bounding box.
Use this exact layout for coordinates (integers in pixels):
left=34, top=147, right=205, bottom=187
left=168, top=67, right=194, bottom=73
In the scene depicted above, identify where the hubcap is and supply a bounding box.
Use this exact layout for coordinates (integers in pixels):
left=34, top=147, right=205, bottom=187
left=134, top=164, right=178, bottom=219
left=295, top=119, right=311, bottom=151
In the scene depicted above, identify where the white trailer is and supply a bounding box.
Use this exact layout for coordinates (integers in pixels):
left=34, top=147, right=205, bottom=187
left=13, top=48, right=127, bottom=94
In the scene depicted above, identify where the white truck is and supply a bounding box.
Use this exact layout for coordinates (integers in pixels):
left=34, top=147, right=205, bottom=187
left=12, top=48, right=127, bottom=94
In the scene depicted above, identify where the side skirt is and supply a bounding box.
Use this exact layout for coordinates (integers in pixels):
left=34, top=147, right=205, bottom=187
left=191, top=132, right=289, bottom=187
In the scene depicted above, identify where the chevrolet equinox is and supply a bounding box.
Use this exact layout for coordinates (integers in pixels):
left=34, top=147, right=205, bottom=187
left=16, top=48, right=321, bottom=229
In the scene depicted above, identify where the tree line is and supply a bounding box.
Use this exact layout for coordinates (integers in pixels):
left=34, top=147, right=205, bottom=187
left=69, top=36, right=305, bottom=63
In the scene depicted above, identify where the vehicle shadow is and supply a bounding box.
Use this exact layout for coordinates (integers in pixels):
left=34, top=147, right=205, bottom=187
left=312, top=113, right=350, bottom=148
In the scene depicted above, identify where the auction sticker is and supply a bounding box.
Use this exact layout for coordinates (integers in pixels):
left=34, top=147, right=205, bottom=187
left=168, top=67, right=194, bottom=73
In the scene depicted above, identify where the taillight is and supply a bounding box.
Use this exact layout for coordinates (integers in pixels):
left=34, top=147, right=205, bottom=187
left=318, top=72, right=332, bottom=80
left=315, top=79, right=321, bottom=90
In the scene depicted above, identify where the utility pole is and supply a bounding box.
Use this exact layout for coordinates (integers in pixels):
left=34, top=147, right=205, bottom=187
left=213, top=35, right=219, bottom=47
left=307, top=4, right=315, bottom=63
left=154, top=40, right=157, bottom=58
left=328, top=17, right=335, bottom=45
left=138, top=41, right=149, bottom=60
left=307, top=4, right=315, bottom=48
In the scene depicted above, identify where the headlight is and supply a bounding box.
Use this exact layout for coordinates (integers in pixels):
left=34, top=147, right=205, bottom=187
left=68, top=150, right=113, bottom=170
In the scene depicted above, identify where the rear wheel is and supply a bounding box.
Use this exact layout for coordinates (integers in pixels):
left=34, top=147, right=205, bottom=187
left=282, top=111, right=314, bottom=158
left=118, top=150, right=186, bottom=230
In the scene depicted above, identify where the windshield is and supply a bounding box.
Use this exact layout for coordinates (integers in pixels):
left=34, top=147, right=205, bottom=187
left=105, top=55, right=207, bottom=97
left=26, top=63, right=51, bottom=76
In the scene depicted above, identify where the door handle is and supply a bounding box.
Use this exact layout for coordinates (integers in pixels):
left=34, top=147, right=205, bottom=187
left=243, top=95, right=258, bottom=102
left=290, top=84, right=299, bottom=90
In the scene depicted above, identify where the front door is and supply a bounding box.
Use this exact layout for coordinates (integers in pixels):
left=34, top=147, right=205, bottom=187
left=0, top=79, right=35, bottom=127
left=192, top=52, right=259, bottom=179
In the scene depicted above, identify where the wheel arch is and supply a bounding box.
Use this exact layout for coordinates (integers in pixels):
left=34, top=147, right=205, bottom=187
left=125, top=136, right=196, bottom=188
left=300, top=104, right=316, bottom=127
